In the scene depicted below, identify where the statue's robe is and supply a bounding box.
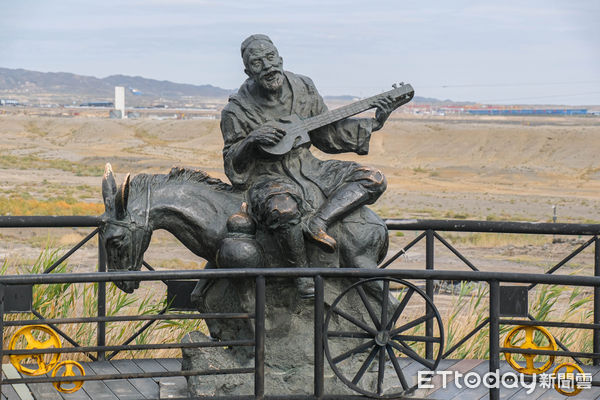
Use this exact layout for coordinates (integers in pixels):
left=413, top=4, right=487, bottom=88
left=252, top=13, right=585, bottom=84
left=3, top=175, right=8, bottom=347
left=221, top=71, right=375, bottom=225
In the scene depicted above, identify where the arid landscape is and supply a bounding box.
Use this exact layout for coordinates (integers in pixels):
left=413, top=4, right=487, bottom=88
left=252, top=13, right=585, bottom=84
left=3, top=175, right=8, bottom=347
left=0, top=112, right=599, bottom=273
left=2, top=3, right=599, bottom=394
left=0, top=111, right=598, bottom=362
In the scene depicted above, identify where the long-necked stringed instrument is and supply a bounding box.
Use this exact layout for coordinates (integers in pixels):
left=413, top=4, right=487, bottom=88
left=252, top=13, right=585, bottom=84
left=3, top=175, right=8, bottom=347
left=261, top=83, right=414, bottom=155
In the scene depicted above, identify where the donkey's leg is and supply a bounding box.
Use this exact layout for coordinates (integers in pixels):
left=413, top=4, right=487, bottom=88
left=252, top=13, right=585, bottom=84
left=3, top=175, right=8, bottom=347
left=337, top=207, right=390, bottom=301
left=338, top=207, right=388, bottom=270
left=190, top=262, right=216, bottom=308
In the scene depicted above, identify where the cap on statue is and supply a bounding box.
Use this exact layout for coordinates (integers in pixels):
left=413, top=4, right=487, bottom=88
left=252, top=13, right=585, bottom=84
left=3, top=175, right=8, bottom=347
left=241, top=34, right=273, bottom=58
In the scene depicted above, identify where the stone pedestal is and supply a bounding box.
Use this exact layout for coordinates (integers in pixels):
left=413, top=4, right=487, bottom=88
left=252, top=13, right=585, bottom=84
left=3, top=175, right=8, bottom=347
left=182, top=277, right=396, bottom=396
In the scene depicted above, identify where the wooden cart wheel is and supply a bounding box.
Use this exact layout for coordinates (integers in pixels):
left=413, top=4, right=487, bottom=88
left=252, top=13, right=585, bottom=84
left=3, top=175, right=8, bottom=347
left=324, top=278, right=444, bottom=398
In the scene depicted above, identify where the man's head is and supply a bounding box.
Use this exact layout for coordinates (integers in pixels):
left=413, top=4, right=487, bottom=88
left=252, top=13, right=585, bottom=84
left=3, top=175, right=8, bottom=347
left=241, top=34, right=284, bottom=92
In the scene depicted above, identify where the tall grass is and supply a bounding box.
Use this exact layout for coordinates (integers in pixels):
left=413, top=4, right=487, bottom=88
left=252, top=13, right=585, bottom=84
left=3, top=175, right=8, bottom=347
left=2, top=246, right=594, bottom=366
left=2, top=247, right=207, bottom=362
left=442, top=280, right=594, bottom=364
left=444, top=282, right=493, bottom=359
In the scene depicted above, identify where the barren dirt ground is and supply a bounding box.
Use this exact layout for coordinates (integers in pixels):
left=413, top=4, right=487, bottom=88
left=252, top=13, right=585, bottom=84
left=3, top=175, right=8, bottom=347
left=0, top=113, right=599, bottom=279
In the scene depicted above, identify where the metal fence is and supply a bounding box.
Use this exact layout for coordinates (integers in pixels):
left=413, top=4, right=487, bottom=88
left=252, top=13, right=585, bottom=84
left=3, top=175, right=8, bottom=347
left=0, top=216, right=599, bottom=399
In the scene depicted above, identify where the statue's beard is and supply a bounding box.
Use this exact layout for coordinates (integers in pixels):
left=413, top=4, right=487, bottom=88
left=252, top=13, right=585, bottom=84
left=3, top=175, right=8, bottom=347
left=258, top=70, right=284, bottom=92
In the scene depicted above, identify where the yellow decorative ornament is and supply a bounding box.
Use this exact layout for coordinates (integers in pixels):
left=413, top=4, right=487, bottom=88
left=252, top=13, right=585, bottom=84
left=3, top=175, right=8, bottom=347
left=9, top=325, right=62, bottom=376
left=503, top=325, right=557, bottom=374
left=553, top=362, right=584, bottom=397
left=52, top=360, right=85, bottom=393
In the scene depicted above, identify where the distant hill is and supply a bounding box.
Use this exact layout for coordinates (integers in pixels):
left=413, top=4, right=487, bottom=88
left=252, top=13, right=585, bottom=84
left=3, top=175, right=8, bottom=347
left=412, top=96, right=446, bottom=104
left=323, top=95, right=361, bottom=101
left=0, top=67, right=466, bottom=106
left=102, top=74, right=231, bottom=98
left=0, top=67, right=232, bottom=105
left=324, top=94, right=464, bottom=104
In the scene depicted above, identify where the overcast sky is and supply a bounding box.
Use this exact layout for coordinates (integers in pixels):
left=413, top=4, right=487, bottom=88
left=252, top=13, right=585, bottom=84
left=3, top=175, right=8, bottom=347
left=1, top=0, right=599, bottom=105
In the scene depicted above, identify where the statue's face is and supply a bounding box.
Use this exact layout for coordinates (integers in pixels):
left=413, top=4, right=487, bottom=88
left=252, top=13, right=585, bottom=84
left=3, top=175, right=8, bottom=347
left=244, top=41, right=284, bottom=92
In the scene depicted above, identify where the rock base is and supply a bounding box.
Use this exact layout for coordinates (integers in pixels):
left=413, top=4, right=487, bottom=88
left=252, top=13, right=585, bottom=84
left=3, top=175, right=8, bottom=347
left=182, top=277, right=398, bottom=396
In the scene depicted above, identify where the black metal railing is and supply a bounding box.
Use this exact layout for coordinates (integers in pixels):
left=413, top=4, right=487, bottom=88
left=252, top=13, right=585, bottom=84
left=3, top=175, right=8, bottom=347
left=0, top=272, right=258, bottom=397
left=382, top=219, right=600, bottom=368
left=0, top=268, right=599, bottom=399
left=0, top=215, right=599, bottom=399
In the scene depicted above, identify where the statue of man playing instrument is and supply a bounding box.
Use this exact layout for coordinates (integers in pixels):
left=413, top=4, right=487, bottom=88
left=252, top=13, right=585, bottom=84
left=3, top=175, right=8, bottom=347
left=220, top=34, right=404, bottom=297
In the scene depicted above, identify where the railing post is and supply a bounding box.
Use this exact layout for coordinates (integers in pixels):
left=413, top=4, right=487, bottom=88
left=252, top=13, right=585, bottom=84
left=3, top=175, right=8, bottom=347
left=489, top=280, right=500, bottom=400
left=425, top=229, right=434, bottom=360
left=97, top=237, right=107, bottom=361
left=255, top=275, right=265, bottom=400
left=594, top=236, right=600, bottom=366
left=314, top=275, right=324, bottom=399
left=0, top=284, right=5, bottom=397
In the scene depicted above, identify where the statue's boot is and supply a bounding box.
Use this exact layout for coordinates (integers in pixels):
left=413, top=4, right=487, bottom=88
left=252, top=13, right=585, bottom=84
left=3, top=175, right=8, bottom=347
left=303, top=216, right=337, bottom=254
left=276, top=224, right=315, bottom=298
left=304, top=183, right=369, bottom=254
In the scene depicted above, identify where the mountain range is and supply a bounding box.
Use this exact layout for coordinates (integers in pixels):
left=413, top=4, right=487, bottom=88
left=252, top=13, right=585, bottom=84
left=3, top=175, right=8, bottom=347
left=0, top=67, right=445, bottom=105
left=0, top=67, right=231, bottom=104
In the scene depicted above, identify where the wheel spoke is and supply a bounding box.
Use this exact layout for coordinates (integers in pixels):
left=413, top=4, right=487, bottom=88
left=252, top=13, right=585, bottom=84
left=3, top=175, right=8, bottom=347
left=39, top=339, right=57, bottom=349
left=391, top=312, right=435, bottom=335
left=566, top=365, right=575, bottom=373
left=380, top=280, right=390, bottom=330
left=377, top=346, right=386, bottom=395
left=328, top=331, right=372, bottom=339
left=386, top=288, right=414, bottom=330
left=332, top=339, right=377, bottom=364
left=23, top=331, right=43, bottom=348
left=525, top=327, right=534, bottom=346
left=36, top=355, right=47, bottom=372
left=356, top=285, right=381, bottom=329
left=22, top=331, right=35, bottom=345
left=393, top=334, right=441, bottom=343
left=386, top=345, right=408, bottom=389
left=525, top=355, right=534, bottom=370
left=332, top=307, right=378, bottom=335
left=389, top=340, right=435, bottom=370
left=352, top=346, right=379, bottom=385
left=65, top=364, right=75, bottom=376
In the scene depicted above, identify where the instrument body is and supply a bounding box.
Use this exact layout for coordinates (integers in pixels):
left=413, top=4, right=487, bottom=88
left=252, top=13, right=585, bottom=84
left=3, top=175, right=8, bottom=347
left=261, top=83, right=414, bottom=156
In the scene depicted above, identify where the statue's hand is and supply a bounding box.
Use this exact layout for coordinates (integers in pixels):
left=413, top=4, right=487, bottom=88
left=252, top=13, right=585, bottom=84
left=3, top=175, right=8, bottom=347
left=372, top=95, right=398, bottom=131
left=248, top=125, right=286, bottom=147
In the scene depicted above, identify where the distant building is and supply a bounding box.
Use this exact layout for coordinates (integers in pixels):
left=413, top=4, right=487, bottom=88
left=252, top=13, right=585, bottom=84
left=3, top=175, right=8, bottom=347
left=0, top=99, right=20, bottom=106
left=115, top=86, right=125, bottom=119
left=80, top=102, right=114, bottom=107
left=467, top=108, right=587, bottom=116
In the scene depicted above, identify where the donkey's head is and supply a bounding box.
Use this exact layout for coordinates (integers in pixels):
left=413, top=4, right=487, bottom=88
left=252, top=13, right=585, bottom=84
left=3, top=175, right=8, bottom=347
left=100, top=163, right=152, bottom=293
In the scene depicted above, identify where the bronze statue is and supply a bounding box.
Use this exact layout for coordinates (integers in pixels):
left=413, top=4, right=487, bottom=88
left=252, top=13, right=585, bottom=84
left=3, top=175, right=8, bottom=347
left=100, top=34, right=418, bottom=397
left=221, top=34, right=407, bottom=296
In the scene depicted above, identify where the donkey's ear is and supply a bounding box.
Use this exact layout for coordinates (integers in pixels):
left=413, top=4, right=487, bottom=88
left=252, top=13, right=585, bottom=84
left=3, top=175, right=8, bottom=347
left=102, top=163, right=118, bottom=211
left=115, top=173, right=130, bottom=219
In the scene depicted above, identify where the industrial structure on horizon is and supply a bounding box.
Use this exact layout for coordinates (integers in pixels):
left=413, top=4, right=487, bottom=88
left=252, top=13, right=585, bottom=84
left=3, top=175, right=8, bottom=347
left=404, top=103, right=592, bottom=116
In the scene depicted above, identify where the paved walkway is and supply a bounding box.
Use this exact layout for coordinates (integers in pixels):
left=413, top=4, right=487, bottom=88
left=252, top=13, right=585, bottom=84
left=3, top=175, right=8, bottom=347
left=2, top=358, right=599, bottom=399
